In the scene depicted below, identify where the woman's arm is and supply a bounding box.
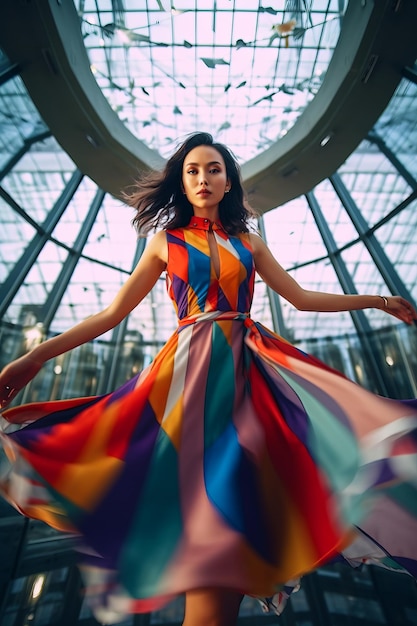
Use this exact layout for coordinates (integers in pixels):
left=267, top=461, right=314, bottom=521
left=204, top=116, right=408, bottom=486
left=0, top=231, right=168, bottom=406
left=250, top=233, right=417, bottom=325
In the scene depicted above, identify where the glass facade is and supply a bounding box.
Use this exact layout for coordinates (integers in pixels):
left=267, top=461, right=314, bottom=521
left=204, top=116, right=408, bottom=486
left=1, top=1, right=417, bottom=624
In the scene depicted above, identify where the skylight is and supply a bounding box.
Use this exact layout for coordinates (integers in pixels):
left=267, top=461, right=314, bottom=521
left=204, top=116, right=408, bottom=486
left=77, top=0, right=346, bottom=162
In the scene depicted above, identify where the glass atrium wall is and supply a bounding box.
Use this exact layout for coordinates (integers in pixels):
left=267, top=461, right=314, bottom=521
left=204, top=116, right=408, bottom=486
left=1, top=46, right=417, bottom=625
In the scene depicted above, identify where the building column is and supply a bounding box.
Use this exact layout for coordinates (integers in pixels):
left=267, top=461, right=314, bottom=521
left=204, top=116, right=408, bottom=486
left=0, top=169, right=83, bottom=320
left=306, top=190, right=389, bottom=395
left=329, top=172, right=416, bottom=307
left=39, top=188, right=105, bottom=330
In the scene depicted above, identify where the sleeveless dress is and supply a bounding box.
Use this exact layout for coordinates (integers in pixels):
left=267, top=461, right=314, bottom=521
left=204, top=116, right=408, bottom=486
left=1, top=215, right=417, bottom=622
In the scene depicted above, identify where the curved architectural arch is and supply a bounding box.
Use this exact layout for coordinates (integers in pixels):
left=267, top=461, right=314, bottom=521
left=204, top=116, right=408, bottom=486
left=0, top=0, right=416, bottom=210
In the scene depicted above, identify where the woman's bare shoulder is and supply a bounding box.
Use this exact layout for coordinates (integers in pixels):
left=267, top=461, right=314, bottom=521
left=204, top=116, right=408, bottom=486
left=144, top=230, right=168, bottom=265
left=246, top=231, right=266, bottom=252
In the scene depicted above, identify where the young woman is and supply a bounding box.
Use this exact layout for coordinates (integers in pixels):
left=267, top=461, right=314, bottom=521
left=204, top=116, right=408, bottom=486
left=0, top=132, right=416, bottom=626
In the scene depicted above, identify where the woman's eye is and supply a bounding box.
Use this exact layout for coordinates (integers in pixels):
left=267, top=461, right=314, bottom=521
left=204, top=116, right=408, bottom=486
left=186, top=167, right=221, bottom=175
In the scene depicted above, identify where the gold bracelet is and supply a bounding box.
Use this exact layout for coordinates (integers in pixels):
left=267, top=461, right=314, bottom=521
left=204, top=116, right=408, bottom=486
left=379, top=295, right=388, bottom=308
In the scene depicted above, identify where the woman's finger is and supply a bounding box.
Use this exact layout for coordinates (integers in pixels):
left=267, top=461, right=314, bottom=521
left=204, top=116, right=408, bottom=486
left=1, top=384, right=16, bottom=407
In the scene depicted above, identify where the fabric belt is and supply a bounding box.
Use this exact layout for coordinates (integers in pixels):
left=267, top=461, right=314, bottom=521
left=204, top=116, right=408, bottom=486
left=178, top=310, right=251, bottom=329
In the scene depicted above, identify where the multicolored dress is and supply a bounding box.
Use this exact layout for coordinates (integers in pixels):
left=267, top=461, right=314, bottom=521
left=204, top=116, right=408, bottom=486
left=1, top=215, right=417, bottom=622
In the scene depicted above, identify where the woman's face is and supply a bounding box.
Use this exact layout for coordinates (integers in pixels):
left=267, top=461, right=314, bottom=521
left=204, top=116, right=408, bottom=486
left=182, top=145, right=230, bottom=216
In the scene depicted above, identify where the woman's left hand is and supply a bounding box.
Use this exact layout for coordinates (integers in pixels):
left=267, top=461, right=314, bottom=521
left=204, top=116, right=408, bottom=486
left=0, top=354, right=43, bottom=409
left=382, top=296, right=417, bottom=325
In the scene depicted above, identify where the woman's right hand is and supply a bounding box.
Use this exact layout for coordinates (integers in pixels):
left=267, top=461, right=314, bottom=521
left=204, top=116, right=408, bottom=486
left=0, top=354, right=44, bottom=409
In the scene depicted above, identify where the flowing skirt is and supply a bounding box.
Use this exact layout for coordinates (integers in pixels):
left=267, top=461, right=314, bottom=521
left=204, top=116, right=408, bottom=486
left=1, top=312, right=417, bottom=622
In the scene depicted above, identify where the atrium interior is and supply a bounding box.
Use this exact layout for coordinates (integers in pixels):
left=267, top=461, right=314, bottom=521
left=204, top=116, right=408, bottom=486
left=0, top=1, right=417, bottom=624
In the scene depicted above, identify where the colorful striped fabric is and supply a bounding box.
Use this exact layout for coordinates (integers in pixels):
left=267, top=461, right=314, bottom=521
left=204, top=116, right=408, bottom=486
left=1, top=215, right=416, bottom=623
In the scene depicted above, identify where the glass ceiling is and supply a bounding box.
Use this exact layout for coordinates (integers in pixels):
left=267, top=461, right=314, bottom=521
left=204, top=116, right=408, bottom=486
left=77, top=0, right=346, bottom=162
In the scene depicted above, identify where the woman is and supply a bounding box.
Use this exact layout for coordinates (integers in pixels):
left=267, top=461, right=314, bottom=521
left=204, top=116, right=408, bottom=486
left=0, top=132, right=416, bottom=626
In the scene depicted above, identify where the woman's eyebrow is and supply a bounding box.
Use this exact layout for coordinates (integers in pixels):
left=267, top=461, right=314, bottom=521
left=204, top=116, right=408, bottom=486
left=184, top=161, right=223, bottom=167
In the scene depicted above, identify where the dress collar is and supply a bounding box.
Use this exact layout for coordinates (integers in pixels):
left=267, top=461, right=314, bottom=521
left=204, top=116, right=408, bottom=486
left=187, top=215, right=224, bottom=232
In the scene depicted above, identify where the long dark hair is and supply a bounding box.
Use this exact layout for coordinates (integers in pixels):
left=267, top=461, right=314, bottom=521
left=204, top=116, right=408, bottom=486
left=125, top=132, right=257, bottom=235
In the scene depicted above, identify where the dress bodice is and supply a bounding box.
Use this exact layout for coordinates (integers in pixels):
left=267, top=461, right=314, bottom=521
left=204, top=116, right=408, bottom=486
left=166, top=216, right=255, bottom=320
